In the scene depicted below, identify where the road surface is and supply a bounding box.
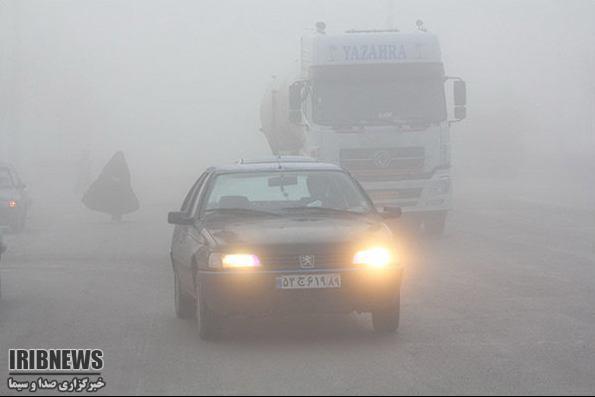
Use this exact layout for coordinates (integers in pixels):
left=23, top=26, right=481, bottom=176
left=1, top=176, right=594, bottom=395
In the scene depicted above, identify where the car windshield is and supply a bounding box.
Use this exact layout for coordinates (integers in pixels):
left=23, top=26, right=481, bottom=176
left=310, top=63, right=446, bottom=127
left=0, top=169, right=13, bottom=189
left=204, top=170, right=373, bottom=216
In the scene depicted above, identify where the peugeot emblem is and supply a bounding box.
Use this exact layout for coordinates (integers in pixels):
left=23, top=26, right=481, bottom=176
left=299, top=255, right=315, bottom=269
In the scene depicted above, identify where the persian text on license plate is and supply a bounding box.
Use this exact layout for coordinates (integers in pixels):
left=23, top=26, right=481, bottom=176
left=276, top=273, right=342, bottom=290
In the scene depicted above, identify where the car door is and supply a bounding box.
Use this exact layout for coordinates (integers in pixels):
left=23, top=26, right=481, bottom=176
left=171, top=175, right=203, bottom=270
left=172, top=172, right=210, bottom=296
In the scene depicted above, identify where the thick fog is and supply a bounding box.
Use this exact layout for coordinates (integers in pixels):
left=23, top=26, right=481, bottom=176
left=1, top=2, right=595, bottom=394
left=1, top=0, right=593, bottom=211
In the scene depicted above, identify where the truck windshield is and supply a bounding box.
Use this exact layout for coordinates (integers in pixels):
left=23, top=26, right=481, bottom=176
left=310, top=63, right=446, bottom=127
left=204, top=170, right=374, bottom=216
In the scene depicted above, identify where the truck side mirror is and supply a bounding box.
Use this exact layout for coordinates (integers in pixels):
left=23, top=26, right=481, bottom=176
left=454, top=106, right=467, bottom=121
left=289, top=81, right=304, bottom=124
left=454, top=80, right=467, bottom=107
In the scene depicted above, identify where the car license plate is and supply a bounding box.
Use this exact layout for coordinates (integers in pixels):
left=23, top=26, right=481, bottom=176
left=276, top=273, right=342, bottom=290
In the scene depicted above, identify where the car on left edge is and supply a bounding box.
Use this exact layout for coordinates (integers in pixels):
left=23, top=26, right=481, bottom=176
left=0, top=226, right=7, bottom=298
left=0, top=163, right=30, bottom=232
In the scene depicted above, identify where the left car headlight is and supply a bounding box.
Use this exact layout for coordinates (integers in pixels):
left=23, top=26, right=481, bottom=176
left=209, top=253, right=261, bottom=270
left=353, top=247, right=395, bottom=269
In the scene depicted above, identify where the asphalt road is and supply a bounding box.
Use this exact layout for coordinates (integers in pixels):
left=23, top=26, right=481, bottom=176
left=1, top=176, right=594, bottom=395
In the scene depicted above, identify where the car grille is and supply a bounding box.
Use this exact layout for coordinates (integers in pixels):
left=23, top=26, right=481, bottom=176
left=259, top=246, right=352, bottom=270
left=340, top=147, right=425, bottom=181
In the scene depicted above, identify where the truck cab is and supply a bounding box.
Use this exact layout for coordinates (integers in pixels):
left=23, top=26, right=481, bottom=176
left=261, top=26, right=467, bottom=235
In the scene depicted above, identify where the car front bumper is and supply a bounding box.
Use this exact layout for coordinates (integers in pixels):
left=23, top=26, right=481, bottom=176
left=197, top=267, right=403, bottom=316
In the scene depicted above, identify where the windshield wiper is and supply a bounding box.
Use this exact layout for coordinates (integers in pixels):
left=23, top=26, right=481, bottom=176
left=204, top=208, right=281, bottom=217
left=281, top=207, right=367, bottom=216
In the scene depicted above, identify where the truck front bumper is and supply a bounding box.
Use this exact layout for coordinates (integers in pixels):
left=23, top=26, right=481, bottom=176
left=362, top=169, right=452, bottom=213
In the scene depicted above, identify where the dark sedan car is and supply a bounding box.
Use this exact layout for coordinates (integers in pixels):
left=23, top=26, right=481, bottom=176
left=0, top=163, right=29, bottom=232
left=168, top=158, right=403, bottom=340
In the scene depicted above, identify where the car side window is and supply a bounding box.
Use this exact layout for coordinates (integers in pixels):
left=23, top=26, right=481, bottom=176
left=180, top=173, right=207, bottom=213
left=180, top=185, right=197, bottom=212
left=0, top=169, right=13, bottom=188
left=10, top=170, right=21, bottom=188
left=190, top=173, right=213, bottom=219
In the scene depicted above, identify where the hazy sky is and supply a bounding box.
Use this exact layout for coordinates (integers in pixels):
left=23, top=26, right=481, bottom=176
left=1, top=0, right=593, bottom=193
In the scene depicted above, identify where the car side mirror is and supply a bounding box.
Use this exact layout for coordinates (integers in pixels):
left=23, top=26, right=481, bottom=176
left=168, top=211, right=194, bottom=225
left=380, top=206, right=402, bottom=219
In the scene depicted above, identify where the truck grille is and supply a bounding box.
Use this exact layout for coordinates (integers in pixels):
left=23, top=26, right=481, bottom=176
left=368, top=188, right=423, bottom=202
left=340, top=147, right=425, bottom=181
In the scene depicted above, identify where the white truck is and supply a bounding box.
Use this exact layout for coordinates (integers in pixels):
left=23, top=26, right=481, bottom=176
left=260, top=23, right=467, bottom=235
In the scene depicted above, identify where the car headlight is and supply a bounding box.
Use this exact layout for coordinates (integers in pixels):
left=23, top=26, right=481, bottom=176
left=353, top=247, right=395, bottom=269
left=209, top=253, right=261, bottom=269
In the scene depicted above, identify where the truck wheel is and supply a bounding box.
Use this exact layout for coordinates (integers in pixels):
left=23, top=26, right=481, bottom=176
left=174, top=273, right=195, bottom=319
left=424, top=212, right=447, bottom=237
left=195, top=283, right=221, bottom=341
left=372, top=294, right=400, bottom=334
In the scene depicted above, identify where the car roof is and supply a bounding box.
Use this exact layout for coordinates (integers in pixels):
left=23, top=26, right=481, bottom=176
left=209, top=157, right=344, bottom=174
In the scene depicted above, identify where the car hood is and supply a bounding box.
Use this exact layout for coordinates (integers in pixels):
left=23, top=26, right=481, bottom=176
left=204, top=215, right=393, bottom=251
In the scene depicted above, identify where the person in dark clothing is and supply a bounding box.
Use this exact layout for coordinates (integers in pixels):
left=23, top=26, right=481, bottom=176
left=82, top=151, right=139, bottom=221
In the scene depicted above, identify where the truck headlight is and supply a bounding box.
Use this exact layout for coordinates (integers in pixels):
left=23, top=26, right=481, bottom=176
left=209, top=253, right=261, bottom=269
left=353, top=247, right=394, bottom=269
